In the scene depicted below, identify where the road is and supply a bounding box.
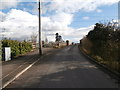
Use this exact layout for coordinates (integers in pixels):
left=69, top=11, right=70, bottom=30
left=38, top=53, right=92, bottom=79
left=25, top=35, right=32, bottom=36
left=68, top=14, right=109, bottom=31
left=5, top=45, right=119, bottom=88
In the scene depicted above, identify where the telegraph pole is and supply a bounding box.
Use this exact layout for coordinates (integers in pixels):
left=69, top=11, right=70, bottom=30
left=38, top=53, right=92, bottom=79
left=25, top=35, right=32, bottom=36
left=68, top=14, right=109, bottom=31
left=118, top=2, right=120, bottom=80
left=38, top=0, right=42, bottom=55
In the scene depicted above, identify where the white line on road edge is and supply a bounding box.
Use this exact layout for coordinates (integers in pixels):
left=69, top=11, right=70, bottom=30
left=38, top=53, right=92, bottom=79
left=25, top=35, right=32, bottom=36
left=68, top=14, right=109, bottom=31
left=1, top=55, right=37, bottom=80
left=2, top=58, right=40, bottom=89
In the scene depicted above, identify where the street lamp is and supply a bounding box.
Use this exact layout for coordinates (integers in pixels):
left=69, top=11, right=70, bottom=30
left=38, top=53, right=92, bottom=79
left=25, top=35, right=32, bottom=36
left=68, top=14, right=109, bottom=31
left=38, top=0, right=42, bottom=55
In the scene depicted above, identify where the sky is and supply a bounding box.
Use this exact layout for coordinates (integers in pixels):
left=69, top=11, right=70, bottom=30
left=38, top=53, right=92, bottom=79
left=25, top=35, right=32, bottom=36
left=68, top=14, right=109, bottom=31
left=0, top=0, right=119, bottom=43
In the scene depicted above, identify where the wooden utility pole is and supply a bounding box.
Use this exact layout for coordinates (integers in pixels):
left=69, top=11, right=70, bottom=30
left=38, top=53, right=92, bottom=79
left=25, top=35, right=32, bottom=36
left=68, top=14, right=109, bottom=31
left=38, top=0, right=42, bottom=55
left=118, top=1, right=120, bottom=29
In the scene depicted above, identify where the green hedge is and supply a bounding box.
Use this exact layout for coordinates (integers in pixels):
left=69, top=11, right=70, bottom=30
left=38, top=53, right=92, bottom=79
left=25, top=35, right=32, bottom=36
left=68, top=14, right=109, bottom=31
left=2, top=40, right=32, bottom=58
left=80, top=23, right=120, bottom=73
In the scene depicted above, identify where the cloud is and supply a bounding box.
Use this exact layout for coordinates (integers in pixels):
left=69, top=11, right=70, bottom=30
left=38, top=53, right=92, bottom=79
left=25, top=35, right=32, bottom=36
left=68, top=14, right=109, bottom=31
left=0, top=9, right=38, bottom=40
left=96, top=9, right=102, bottom=13
left=0, top=9, right=78, bottom=42
left=64, top=25, right=95, bottom=41
left=43, top=0, right=119, bottom=13
left=0, top=11, right=6, bottom=21
left=42, top=0, right=119, bottom=42
left=0, top=11, right=6, bottom=16
left=1, top=0, right=119, bottom=42
left=0, top=0, right=18, bottom=9
left=0, top=9, right=72, bottom=41
left=41, top=12, right=73, bottom=41
left=83, top=16, right=90, bottom=20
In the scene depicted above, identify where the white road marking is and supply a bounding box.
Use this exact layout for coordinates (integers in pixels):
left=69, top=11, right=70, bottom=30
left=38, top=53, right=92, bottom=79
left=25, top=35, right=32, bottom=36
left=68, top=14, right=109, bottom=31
left=1, top=55, right=38, bottom=80
left=2, top=58, right=40, bottom=89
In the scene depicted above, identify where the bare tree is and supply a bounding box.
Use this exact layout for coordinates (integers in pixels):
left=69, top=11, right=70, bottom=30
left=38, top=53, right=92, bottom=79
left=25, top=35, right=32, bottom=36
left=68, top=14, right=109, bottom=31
left=31, top=32, right=38, bottom=43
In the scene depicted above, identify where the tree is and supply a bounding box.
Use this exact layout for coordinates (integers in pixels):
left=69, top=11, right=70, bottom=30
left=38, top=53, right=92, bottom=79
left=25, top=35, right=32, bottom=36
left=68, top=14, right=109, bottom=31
left=55, top=33, right=59, bottom=42
left=82, top=22, right=120, bottom=73
left=31, top=32, right=37, bottom=43
left=66, top=40, right=69, bottom=46
left=55, top=33, right=63, bottom=46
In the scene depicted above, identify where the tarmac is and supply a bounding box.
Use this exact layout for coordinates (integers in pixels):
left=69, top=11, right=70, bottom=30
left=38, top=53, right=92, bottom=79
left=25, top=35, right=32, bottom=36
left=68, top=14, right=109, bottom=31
left=1, top=47, right=56, bottom=89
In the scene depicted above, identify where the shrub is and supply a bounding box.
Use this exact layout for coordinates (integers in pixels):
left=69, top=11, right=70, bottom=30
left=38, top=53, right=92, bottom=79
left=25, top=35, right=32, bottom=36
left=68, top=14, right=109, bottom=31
left=2, top=39, right=32, bottom=58
left=81, top=23, right=120, bottom=73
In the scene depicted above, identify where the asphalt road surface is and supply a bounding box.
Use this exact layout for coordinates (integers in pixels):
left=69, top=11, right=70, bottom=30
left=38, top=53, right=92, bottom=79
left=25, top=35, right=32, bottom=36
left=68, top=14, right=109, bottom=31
left=5, top=45, right=119, bottom=88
